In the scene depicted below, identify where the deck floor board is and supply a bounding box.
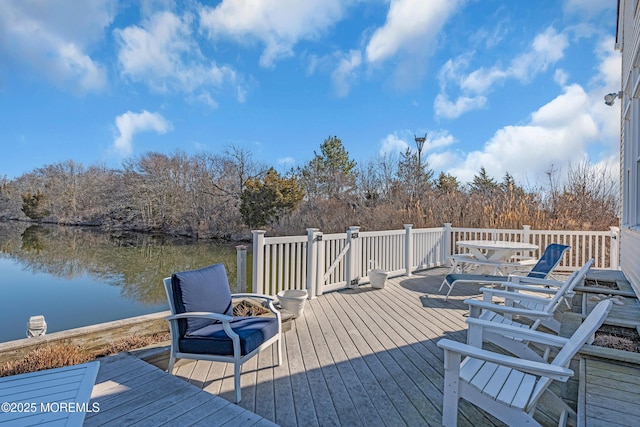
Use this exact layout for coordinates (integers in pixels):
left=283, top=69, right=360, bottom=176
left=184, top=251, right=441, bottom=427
left=85, top=353, right=276, bottom=427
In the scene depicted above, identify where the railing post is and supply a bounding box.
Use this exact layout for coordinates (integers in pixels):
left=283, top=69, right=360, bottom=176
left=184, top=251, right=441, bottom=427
left=346, top=226, right=361, bottom=287
left=522, top=225, right=531, bottom=243
left=315, top=230, right=324, bottom=298
left=251, top=230, right=266, bottom=295
left=236, top=244, right=247, bottom=293
left=443, top=223, right=452, bottom=262
left=404, top=224, right=413, bottom=276
left=306, top=228, right=320, bottom=299
left=610, top=226, right=620, bottom=269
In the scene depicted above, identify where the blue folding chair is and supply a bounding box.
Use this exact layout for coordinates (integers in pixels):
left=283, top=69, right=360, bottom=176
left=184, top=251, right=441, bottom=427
left=439, top=243, right=570, bottom=301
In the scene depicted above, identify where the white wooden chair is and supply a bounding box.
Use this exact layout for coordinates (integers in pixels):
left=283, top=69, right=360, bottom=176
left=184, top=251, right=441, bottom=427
left=465, top=259, right=594, bottom=362
left=437, top=299, right=612, bottom=427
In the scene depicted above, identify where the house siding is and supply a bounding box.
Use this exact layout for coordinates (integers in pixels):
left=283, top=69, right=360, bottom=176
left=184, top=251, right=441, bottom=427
left=619, top=0, right=640, bottom=293
left=621, top=227, right=640, bottom=295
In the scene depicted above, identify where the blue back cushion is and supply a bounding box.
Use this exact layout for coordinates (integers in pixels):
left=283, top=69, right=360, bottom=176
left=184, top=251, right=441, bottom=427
left=171, top=264, right=233, bottom=336
left=528, top=243, right=569, bottom=278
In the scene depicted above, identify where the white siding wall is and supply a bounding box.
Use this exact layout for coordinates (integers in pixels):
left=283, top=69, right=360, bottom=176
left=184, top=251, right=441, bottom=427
left=619, top=0, right=640, bottom=292
left=621, top=228, right=640, bottom=295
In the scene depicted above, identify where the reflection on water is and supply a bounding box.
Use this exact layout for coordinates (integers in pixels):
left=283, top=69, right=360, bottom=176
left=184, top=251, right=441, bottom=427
left=0, top=222, right=250, bottom=343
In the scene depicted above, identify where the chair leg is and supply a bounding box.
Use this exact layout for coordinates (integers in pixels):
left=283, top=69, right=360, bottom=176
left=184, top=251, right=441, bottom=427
left=439, top=279, right=450, bottom=292
left=276, top=337, right=282, bottom=366
left=167, top=355, right=176, bottom=375
left=233, top=363, right=242, bottom=403
left=444, top=283, right=455, bottom=301
left=442, top=350, right=461, bottom=427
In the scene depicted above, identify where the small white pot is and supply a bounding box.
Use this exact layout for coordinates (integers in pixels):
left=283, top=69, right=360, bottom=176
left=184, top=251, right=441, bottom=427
left=369, top=269, right=389, bottom=289
left=277, top=289, right=308, bottom=318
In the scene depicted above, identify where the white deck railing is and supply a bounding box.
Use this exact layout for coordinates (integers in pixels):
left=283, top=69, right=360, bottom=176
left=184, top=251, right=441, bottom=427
left=251, top=224, right=620, bottom=297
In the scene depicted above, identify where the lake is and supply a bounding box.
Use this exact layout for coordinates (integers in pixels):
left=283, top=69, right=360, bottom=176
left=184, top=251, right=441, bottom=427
left=0, top=222, right=250, bottom=343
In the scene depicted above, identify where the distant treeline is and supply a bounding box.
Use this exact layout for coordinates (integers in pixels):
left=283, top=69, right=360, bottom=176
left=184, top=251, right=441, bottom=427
left=0, top=137, right=619, bottom=239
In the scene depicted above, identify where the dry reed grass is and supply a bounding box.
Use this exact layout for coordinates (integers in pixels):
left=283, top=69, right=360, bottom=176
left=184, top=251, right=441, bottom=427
left=233, top=300, right=270, bottom=316
left=593, top=334, right=639, bottom=353
left=0, top=332, right=170, bottom=377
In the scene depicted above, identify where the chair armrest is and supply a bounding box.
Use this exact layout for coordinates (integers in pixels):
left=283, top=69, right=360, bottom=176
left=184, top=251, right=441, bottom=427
left=437, top=339, right=573, bottom=381
left=466, top=317, right=568, bottom=347
left=164, top=311, right=233, bottom=322
left=231, top=293, right=282, bottom=318
left=232, top=293, right=277, bottom=301
left=500, top=283, right=561, bottom=294
left=505, top=276, right=564, bottom=287
left=164, top=311, right=240, bottom=340
left=479, top=288, right=556, bottom=304
left=465, top=299, right=554, bottom=319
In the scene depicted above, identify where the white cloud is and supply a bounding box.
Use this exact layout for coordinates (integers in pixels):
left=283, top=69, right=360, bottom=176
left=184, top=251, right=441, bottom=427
left=586, top=35, right=622, bottom=152
left=379, top=130, right=455, bottom=157
left=113, top=110, right=172, bottom=156
left=379, top=134, right=409, bottom=156
left=0, top=0, right=114, bottom=93
left=563, top=0, right=615, bottom=16
left=427, top=151, right=459, bottom=172
left=199, top=0, right=347, bottom=68
left=427, top=131, right=457, bottom=151
left=331, top=50, right=362, bottom=97
left=115, top=11, right=245, bottom=104
left=554, top=69, right=569, bottom=85
left=365, top=0, right=463, bottom=87
left=448, top=81, right=613, bottom=185
left=278, top=157, right=295, bottom=166
left=462, top=27, right=568, bottom=94
left=434, top=93, right=487, bottom=119
left=436, top=27, right=569, bottom=119
left=439, top=32, right=621, bottom=186
left=508, top=27, right=568, bottom=82
left=365, top=0, right=461, bottom=64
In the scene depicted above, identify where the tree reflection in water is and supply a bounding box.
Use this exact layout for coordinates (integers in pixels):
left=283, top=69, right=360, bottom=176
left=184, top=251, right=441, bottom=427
left=1, top=222, right=248, bottom=306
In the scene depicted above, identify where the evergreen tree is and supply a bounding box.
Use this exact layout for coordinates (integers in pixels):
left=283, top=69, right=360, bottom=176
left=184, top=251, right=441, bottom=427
left=435, top=172, right=459, bottom=193
left=21, top=190, right=50, bottom=221
left=298, top=136, right=356, bottom=200
left=469, top=167, right=499, bottom=195
left=240, top=168, right=304, bottom=228
left=396, top=146, right=434, bottom=198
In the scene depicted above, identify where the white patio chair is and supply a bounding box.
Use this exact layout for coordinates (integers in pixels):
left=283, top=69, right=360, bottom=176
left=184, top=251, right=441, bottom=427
left=464, top=259, right=594, bottom=362
left=163, top=263, right=282, bottom=403
left=437, top=299, right=612, bottom=427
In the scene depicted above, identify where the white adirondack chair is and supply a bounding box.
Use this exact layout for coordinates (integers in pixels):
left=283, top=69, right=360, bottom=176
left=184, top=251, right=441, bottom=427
left=437, top=299, right=612, bottom=427
left=464, top=259, right=594, bottom=362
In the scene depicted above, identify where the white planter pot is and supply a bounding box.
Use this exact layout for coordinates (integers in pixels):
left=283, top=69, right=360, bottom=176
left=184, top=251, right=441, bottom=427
left=277, top=289, right=308, bottom=318
left=369, top=269, right=389, bottom=289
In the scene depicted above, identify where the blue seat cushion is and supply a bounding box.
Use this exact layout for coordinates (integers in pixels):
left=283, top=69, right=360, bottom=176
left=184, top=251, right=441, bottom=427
left=179, top=316, right=279, bottom=356
left=171, top=264, right=233, bottom=336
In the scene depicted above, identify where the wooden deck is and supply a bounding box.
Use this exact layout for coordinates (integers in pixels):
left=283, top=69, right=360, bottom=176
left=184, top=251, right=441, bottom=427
left=82, top=267, right=596, bottom=426
left=170, top=268, right=504, bottom=427
left=578, top=356, right=640, bottom=427
left=85, top=352, right=277, bottom=426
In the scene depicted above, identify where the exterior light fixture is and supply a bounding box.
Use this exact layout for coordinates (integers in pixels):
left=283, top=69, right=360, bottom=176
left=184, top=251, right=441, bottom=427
left=414, top=133, right=427, bottom=169
left=604, top=91, right=623, bottom=106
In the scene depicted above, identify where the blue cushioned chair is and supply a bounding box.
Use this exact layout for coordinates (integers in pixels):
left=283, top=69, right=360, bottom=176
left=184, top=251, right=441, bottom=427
left=163, top=263, right=282, bottom=403
left=439, top=243, right=570, bottom=301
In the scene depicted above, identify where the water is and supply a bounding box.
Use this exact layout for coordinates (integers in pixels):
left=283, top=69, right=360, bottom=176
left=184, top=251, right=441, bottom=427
left=0, top=223, right=249, bottom=343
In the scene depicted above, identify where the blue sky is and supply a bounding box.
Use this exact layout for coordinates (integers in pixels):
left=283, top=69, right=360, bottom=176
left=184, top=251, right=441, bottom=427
left=0, top=0, right=620, bottom=186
